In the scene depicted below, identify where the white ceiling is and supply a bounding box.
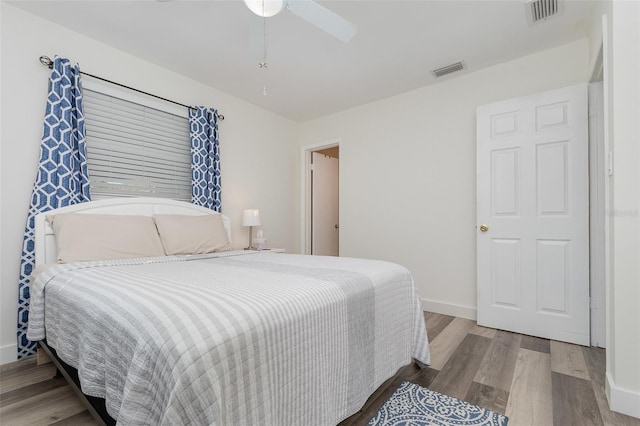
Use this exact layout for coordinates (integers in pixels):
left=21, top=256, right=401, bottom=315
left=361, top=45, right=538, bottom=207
left=10, top=0, right=596, bottom=122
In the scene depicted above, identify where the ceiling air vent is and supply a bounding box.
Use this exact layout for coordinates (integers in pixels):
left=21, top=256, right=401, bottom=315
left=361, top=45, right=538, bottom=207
left=525, top=0, right=561, bottom=25
left=431, top=61, right=465, bottom=78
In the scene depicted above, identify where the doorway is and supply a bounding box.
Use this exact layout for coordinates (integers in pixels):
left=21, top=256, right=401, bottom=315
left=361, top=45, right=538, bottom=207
left=301, top=141, right=340, bottom=256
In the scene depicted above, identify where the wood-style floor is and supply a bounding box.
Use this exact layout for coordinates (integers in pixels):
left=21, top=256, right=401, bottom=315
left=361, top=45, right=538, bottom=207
left=1, top=312, right=639, bottom=426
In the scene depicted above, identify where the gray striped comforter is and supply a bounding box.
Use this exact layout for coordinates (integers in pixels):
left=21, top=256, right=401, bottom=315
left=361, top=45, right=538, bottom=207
left=27, top=252, right=430, bottom=425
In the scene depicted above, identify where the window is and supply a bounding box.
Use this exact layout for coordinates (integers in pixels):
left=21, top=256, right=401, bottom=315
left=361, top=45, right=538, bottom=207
left=83, top=88, right=191, bottom=201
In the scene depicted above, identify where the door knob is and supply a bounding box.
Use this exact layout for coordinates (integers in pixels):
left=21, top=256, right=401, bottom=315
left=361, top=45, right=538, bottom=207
left=334, top=224, right=339, bottom=229
left=479, top=224, right=489, bottom=232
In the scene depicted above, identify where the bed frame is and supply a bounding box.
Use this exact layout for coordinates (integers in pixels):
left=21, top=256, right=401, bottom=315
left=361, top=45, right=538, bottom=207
left=34, top=197, right=232, bottom=267
left=33, top=197, right=232, bottom=425
left=32, top=197, right=426, bottom=424
left=39, top=340, right=114, bottom=426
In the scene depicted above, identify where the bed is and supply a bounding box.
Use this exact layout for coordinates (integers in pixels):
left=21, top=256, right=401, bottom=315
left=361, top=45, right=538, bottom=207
left=26, top=197, right=430, bottom=425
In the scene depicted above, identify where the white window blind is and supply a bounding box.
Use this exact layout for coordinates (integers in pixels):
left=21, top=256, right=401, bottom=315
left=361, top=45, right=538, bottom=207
left=83, top=88, right=191, bottom=201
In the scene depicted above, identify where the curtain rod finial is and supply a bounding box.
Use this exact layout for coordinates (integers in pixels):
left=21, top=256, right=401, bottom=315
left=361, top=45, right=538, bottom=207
left=39, top=56, right=54, bottom=69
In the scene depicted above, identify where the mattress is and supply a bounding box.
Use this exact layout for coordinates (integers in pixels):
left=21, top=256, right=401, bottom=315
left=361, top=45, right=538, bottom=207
left=27, top=251, right=430, bottom=425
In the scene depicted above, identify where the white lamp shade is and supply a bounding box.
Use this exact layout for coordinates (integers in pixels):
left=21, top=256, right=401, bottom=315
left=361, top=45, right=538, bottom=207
left=243, top=0, right=285, bottom=17
left=241, top=209, right=262, bottom=227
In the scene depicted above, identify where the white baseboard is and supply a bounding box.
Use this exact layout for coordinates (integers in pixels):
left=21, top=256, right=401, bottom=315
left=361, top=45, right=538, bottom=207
left=606, top=371, right=640, bottom=419
left=421, top=298, right=477, bottom=321
left=0, top=343, right=17, bottom=365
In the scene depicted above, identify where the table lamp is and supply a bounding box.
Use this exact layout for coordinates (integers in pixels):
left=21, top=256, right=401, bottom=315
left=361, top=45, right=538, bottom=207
left=241, top=209, right=261, bottom=250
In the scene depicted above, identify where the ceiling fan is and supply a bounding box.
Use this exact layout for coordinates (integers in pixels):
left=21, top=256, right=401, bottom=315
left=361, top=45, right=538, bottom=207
left=244, top=0, right=357, bottom=43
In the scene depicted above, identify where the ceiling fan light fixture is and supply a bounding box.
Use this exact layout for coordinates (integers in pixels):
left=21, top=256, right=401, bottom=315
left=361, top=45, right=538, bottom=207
left=244, top=0, right=285, bottom=17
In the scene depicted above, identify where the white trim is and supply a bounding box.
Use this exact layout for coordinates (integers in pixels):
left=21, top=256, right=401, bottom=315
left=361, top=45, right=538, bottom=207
left=0, top=343, right=17, bottom=365
left=299, top=139, right=341, bottom=255
left=82, top=78, right=188, bottom=118
left=588, top=26, right=604, bottom=83
left=420, top=298, right=477, bottom=321
left=588, top=81, right=606, bottom=348
left=606, top=372, right=640, bottom=418
left=601, top=14, right=613, bottom=370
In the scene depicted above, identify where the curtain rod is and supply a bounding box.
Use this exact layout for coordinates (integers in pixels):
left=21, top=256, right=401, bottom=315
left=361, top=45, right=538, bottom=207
left=39, top=56, right=224, bottom=121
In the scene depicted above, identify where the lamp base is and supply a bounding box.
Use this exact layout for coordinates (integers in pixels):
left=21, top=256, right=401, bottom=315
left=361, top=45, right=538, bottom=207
left=245, top=226, right=256, bottom=250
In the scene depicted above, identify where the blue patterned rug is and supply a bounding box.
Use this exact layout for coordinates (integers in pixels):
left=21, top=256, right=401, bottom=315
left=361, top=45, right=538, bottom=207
left=367, top=381, right=508, bottom=426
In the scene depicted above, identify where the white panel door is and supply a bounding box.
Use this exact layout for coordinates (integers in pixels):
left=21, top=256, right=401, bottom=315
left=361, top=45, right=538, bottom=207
left=477, top=84, right=590, bottom=345
left=312, top=152, right=339, bottom=256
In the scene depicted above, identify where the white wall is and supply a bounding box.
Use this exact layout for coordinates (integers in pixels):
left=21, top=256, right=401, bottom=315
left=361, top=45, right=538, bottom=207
left=1, top=4, right=637, bottom=417
left=0, top=4, right=300, bottom=364
left=300, top=39, right=589, bottom=319
left=602, top=0, right=640, bottom=417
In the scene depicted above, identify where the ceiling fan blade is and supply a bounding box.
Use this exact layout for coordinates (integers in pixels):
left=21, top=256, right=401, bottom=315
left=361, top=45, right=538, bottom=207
left=286, top=0, right=357, bottom=43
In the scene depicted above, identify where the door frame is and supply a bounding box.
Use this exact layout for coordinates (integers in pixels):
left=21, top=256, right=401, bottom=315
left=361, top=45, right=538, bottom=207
left=588, top=29, right=607, bottom=348
left=300, top=139, right=341, bottom=255
left=588, top=80, right=606, bottom=347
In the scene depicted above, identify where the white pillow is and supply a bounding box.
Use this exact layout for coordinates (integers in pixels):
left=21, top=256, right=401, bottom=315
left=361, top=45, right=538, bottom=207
left=48, top=213, right=165, bottom=263
left=153, top=214, right=231, bottom=255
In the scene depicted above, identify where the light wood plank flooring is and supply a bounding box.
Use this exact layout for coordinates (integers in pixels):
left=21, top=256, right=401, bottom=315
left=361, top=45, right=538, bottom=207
left=1, top=312, right=638, bottom=426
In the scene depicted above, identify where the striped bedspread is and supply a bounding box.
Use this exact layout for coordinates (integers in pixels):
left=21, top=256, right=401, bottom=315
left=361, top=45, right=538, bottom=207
left=27, top=252, right=430, bottom=425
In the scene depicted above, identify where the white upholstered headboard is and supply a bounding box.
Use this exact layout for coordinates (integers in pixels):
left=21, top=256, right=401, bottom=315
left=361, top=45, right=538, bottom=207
left=34, top=197, right=232, bottom=267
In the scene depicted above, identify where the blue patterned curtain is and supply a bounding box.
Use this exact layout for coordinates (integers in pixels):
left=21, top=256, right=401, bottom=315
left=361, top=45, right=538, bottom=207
left=17, top=57, right=91, bottom=358
left=189, top=107, right=221, bottom=212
